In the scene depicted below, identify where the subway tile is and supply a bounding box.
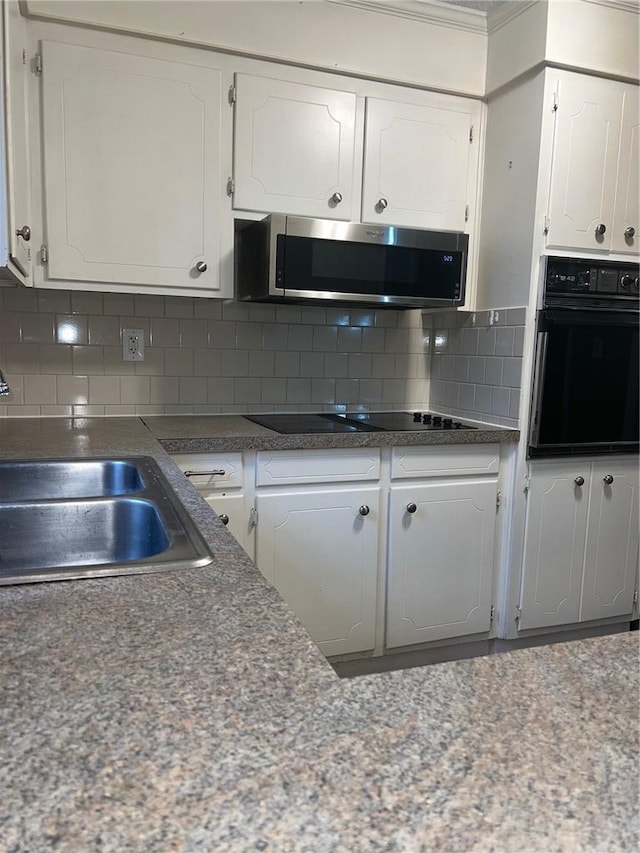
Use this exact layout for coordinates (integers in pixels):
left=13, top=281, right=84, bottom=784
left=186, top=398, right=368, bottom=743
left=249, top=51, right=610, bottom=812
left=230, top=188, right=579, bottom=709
left=509, top=388, right=521, bottom=420
left=234, top=378, right=261, bottom=404
left=150, top=318, right=180, bottom=348
left=135, top=348, right=165, bottom=376
left=24, top=374, right=57, bottom=405
left=299, top=351, right=324, bottom=378
left=440, top=354, right=454, bottom=380
left=164, top=348, right=193, bottom=376
left=430, top=354, right=441, bottom=380
left=40, top=405, right=73, bottom=417
left=491, top=386, right=511, bottom=417
left=325, top=352, right=349, bottom=378
left=300, top=306, right=324, bottom=325
left=56, top=315, right=87, bottom=345
left=38, top=290, right=70, bottom=314
left=337, top=326, right=362, bottom=352
left=135, top=295, right=164, bottom=317
left=336, top=378, right=360, bottom=403
left=150, top=377, right=179, bottom=404
left=166, top=296, right=194, bottom=318
left=468, top=356, right=486, bottom=384
left=180, top=319, right=209, bottom=348
left=461, top=327, right=479, bottom=355
left=3, top=374, right=23, bottom=404
left=73, top=404, right=105, bottom=416
left=3, top=288, right=37, bottom=312
left=495, top=326, right=515, bottom=356
left=477, top=327, right=496, bottom=356
left=514, top=325, right=525, bottom=357
left=275, top=305, right=301, bottom=324
left=312, top=325, right=337, bottom=352
left=433, top=330, right=448, bottom=352
left=71, top=292, right=103, bottom=315
left=458, top=383, right=475, bottom=411
left=350, top=309, right=374, bottom=327
left=361, top=327, right=386, bottom=353
left=135, top=405, right=166, bottom=416
left=72, top=345, right=105, bottom=374
left=444, top=383, right=460, bottom=408
left=89, top=376, right=120, bottom=404
left=0, top=311, right=21, bottom=343
left=194, top=348, right=222, bottom=376
left=179, top=377, right=208, bottom=404
left=374, top=310, right=398, bottom=328
left=103, top=346, right=135, bottom=376
left=38, top=344, right=72, bottom=375
left=484, top=357, right=503, bottom=386
left=248, top=304, right=276, bottom=323
left=263, top=324, right=289, bottom=351
left=261, top=378, right=287, bottom=405
left=193, top=404, right=222, bottom=414
left=249, top=349, right=274, bottom=377
left=506, top=307, right=527, bottom=326
left=447, top=328, right=462, bottom=354
left=384, top=328, right=406, bottom=353
left=120, top=376, right=150, bottom=404
left=235, top=321, right=263, bottom=350
left=381, top=378, right=405, bottom=404
left=453, top=355, right=469, bottom=382
left=395, top=353, right=417, bottom=379
left=311, top=378, right=336, bottom=404
left=88, top=315, right=120, bottom=346
left=474, top=385, right=492, bottom=414
left=371, top=353, right=396, bottom=379
left=209, top=320, right=237, bottom=349
left=120, top=317, right=150, bottom=339
left=57, top=375, right=89, bottom=405
left=287, top=324, right=313, bottom=351
left=502, top=357, right=523, bottom=388
left=195, top=299, right=222, bottom=320
left=416, top=353, right=430, bottom=379
left=222, top=301, right=250, bottom=322
left=326, top=308, right=350, bottom=326
left=359, top=379, right=383, bottom=405
left=22, top=314, right=55, bottom=344
left=430, top=379, right=446, bottom=405
left=221, top=349, right=249, bottom=377
left=275, top=351, right=300, bottom=377
left=103, top=293, right=134, bottom=315
left=286, top=378, right=311, bottom=404
left=348, top=353, right=372, bottom=379
left=5, top=343, right=39, bottom=373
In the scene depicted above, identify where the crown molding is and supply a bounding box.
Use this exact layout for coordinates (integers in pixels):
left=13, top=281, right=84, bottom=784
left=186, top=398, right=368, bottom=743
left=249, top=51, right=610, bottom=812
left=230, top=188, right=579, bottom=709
left=326, top=0, right=490, bottom=34
left=486, top=1, right=538, bottom=33
left=580, top=0, right=640, bottom=13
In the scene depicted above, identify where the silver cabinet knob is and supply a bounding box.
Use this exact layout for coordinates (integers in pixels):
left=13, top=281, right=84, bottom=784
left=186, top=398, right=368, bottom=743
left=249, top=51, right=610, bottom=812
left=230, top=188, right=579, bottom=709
left=331, top=192, right=343, bottom=204
left=377, top=197, right=389, bottom=210
left=195, top=261, right=207, bottom=273
left=595, top=223, right=607, bottom=236
left=15, top=225, right=31, bottom=241
left=603, top=474, right=614, bottom=485
left=219, top=513, right=229, bottom=525
left=406, top=503, right=417, bottom=514
left=359, top=505, right=370, bottom=516
left=624, top=226, right=636, bottom=239
left=574, top=476, right=585, bottom=487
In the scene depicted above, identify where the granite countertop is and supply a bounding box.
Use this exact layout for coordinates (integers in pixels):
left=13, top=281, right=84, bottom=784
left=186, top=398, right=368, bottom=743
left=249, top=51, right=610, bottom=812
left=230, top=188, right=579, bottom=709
left=0, top=417, right=637, bottom=851
left=140, top=413, right=519, bottom=453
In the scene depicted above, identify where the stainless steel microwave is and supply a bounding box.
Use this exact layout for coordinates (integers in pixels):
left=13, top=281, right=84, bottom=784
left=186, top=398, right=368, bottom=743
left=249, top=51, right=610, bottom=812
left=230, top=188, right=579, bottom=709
left=235, top=215, right=468, bottom=309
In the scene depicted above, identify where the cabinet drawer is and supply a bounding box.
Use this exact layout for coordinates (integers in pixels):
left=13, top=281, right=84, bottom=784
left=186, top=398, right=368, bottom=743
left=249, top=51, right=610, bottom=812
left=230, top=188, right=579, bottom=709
left=256, top=449, right=380, bottom=486
left=172, top=453, right=244, bottom=489
left=391, top=445, right=500, bottom=480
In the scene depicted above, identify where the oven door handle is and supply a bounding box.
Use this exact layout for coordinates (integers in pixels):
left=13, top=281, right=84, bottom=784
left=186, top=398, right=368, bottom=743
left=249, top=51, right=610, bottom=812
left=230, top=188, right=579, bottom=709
left=529, top=329, right=548, bottom=449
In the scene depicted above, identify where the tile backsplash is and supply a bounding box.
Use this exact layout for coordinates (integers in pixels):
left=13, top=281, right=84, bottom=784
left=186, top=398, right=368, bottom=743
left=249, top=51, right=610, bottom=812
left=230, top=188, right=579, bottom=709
left=0, top=288, right=430, bottom=417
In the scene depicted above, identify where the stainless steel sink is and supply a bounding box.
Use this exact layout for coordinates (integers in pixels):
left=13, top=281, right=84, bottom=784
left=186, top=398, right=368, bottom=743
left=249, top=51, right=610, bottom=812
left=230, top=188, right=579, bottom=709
left=0, top=456, right=213, bottom=585
left=0, top=458, right=144, bottom=501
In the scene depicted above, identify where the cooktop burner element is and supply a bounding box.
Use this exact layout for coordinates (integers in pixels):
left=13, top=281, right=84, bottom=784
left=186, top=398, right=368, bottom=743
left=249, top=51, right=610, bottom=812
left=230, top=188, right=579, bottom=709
left=244, top=412, right=478, bottom=434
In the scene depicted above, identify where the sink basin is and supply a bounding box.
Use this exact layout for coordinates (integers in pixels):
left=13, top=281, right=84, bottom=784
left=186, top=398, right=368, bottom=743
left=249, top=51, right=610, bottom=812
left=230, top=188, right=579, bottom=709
left=0, top=459, right=144, bottom=501
left=0, top=456, right=213, bottom=585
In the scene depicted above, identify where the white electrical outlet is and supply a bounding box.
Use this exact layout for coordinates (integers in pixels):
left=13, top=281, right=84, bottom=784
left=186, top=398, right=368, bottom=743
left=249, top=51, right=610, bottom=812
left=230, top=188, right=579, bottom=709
left=122, top=328, right=145, bottom=361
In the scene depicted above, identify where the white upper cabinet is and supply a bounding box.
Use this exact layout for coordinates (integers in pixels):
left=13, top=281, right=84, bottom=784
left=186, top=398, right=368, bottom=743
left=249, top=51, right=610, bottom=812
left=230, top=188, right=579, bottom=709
left=40, top=40, right=226, bottom=295
left=545, top=72, right=634, bottom=253
left=362, top=97, right=474, bottom=231
left=1, top=1, right=31, bottom=283
left=233, top=74, right=358, bottom=221
left=611, top=84, right=639, bottom=255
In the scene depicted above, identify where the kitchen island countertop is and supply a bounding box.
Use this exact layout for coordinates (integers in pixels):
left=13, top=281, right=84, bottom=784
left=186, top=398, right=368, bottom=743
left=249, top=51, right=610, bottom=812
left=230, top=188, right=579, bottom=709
left=0, top=416, right=637, bottom=852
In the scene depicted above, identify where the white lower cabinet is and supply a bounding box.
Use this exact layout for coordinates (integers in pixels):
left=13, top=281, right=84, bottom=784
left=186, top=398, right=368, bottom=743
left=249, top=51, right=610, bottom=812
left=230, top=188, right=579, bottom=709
left=519, top=457, right=639, bottom=631
left=255, top=485, right=379, bottom=656
left=386, top=445, right=499, bottom=649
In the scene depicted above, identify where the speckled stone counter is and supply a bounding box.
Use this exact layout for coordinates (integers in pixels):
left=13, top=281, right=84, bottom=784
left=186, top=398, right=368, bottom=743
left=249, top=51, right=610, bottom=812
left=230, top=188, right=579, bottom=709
left=141, top=413, right=519, bottom=453
left=0, top=417, right=637, bottom=852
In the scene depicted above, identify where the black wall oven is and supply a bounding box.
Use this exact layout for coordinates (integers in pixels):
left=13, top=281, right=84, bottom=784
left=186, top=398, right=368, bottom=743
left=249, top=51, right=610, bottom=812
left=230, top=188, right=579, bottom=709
left=529, top=257, right=639, bottom=457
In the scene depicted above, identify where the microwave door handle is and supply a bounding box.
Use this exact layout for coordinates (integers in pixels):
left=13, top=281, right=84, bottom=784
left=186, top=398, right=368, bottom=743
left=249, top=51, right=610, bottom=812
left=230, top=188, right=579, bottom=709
left=529, top=330, right=548, bottom=448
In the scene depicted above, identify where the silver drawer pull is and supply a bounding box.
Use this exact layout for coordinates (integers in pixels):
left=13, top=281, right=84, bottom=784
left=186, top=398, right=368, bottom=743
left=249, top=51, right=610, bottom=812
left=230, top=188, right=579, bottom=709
left=184, top=469, right=225, bottom=477
left=219, top=513, right=229, bottom=525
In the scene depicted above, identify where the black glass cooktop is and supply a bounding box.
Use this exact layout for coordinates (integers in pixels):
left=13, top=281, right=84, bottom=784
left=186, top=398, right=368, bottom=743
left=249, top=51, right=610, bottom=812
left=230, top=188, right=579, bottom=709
left=244, top=412, right=478, bottom=434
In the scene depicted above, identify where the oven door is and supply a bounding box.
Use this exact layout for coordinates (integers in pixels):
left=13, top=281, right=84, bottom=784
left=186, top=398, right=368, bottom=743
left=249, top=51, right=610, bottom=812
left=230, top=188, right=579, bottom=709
left=529, top=308, right=639, bottom=456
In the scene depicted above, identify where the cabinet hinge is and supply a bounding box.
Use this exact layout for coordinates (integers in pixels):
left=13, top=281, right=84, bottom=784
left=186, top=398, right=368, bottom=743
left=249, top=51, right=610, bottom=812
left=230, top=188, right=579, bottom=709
left=22, top=49, right=27, bottom=66
left=634, top=590, right=639, bottom=606
left=543, top=215, right=550, bottom=235
left=228, top=85, right=237, bottom=105
left=490, top=604, right=496, bottom=624
left=552, top=90, right=559, bottom=112
left=496, top=489, right=502, bottom=509
left=249, top=506, right=258, bottom=528
left=33, top=53, right=42, bottom=75
left=515, top=604, right=522, bottom=623
left=40, top=245, right=48, bottom=264
left=464, top=204, right=470, bottom=223
left=469, top=125, right=474, bottom=143
left=523, top=476, right=531, bottom=494
left=226, top=177, right=235, bottom=197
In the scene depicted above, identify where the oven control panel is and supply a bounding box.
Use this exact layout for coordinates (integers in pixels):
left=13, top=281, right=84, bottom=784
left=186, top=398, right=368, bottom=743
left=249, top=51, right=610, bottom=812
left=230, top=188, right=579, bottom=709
left=545, top=257, right=639, bottom=302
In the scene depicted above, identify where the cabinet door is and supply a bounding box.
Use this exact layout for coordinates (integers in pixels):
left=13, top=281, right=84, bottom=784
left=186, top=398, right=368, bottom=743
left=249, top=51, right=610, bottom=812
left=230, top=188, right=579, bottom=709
left=386, top=480, right=496, bottom=648
left=546, top=73, right=623, bottom=252
left=255, top=487, right=378, bottom=656
left=362, top=97, right=473, bottom=231
left=611, top=84, right=639, bottom=255
left=2, top=1, right=31, bottom=282
left=233, top=74, right=357, bottom=220
left=580, top=459, right=639, bottom=622
left=202, top=492, right=253, bottom=559
left=41, top=41, right=223, bottom=292
left=519, top=463, right=590, bottom=630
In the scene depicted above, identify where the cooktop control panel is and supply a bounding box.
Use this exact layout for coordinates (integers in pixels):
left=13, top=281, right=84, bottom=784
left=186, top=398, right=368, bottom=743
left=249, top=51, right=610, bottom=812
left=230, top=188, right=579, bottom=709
left=245, top=412, right=478, bottom=435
